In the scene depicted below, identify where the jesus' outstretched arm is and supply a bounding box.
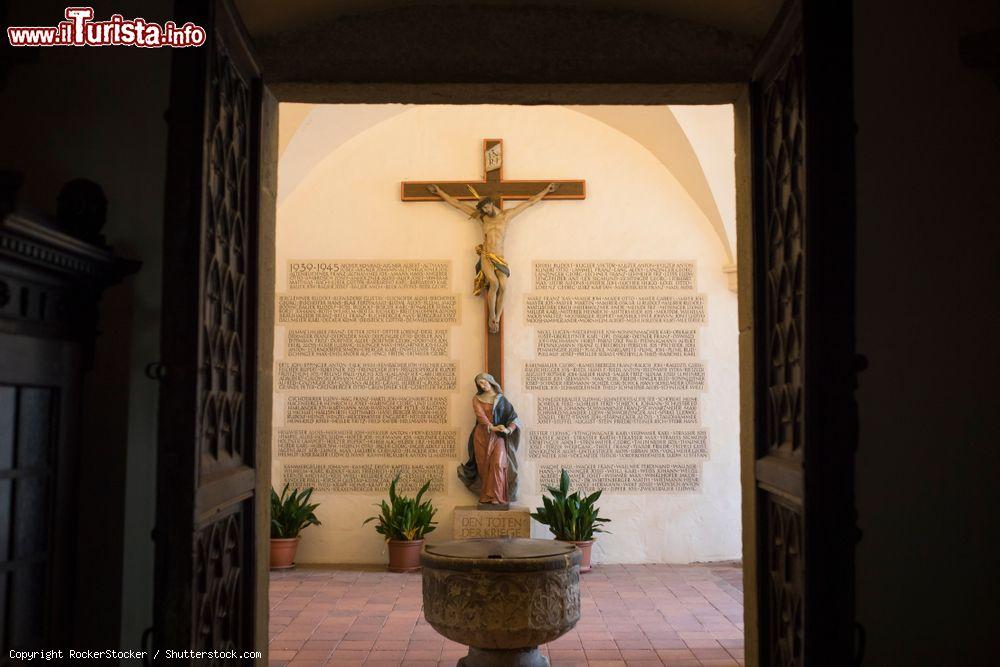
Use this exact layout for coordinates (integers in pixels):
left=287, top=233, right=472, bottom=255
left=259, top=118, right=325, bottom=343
left=507, top=182, right=558, bottom=220
left=427, top=184, right=478, bottom=218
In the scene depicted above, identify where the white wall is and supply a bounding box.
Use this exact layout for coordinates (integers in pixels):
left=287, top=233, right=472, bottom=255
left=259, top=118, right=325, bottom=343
left=274, top=104, right=739, bottom=564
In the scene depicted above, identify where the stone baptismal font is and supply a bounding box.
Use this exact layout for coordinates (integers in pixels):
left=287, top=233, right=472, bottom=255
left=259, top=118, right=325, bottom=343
left=421, top=538, right=582, bottom=667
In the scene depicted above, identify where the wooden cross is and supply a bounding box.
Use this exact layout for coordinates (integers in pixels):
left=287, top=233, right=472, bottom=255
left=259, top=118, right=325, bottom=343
left=401, top=139, right=585, bottom=386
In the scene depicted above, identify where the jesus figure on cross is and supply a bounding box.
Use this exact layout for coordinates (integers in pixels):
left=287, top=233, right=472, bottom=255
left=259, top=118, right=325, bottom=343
left=426, top=181, right=558, bottom=333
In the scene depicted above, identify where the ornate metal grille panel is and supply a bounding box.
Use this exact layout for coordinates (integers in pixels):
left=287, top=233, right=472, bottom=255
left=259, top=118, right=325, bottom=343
left=762, top=44, right=806, bottom=461
left=193, top=504, right=245, bottom=659
left=765, top=494, right=804, bottom=667
left=200, top=34, right=250, bottom=473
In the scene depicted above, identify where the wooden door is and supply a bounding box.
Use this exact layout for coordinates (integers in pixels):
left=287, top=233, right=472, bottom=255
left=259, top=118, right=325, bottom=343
left=153, top=0, right=269, bottom=659
left=744, top=1, right=860, bottom=665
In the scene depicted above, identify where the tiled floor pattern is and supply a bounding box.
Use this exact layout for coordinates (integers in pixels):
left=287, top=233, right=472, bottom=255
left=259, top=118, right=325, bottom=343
left=269, top=563, right=744, bottom=666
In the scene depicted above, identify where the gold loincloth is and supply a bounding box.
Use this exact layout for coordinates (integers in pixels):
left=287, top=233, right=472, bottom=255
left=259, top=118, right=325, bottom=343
left=473, top=244, right=510, bottom=296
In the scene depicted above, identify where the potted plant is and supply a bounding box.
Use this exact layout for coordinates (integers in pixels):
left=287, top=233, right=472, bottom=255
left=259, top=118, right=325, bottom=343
left=270, top=483, right=322, bottom=569
left=363, top=474, right=438, bottom=572
left=530, top=469, right=611, bottom=573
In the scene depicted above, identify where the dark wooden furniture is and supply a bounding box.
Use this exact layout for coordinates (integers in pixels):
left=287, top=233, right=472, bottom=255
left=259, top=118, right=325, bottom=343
left=0, top=181, right=137, bottom=652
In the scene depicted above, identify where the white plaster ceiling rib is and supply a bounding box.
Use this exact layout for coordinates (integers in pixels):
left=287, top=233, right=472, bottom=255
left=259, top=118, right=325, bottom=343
left=278, top=104, right=410, bottom=206
left=669, top=105, right=737, bottom=269
left=566, top=105, right=734, bottom=265
left=277, top=103, right=314, bottom=158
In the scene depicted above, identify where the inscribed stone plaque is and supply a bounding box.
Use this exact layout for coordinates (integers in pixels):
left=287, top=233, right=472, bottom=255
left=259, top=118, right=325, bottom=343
left=536, top=328, right=698, bottom=358
left=287, top=260, right=450, bottom=290
left=285, top=328, right=450, bottom=357
left=452, top=506, right=531, bottom=539
left=283, top=463, right=446, bottom=493
left=277, top=361, right=458, bottom=392
left=524, top=259, right=709, bottom=497
left=536, top=396, right=699, bottom=425
left=539, top=463, right=701, bottom=493
left=285, top=396, right=448, bottom=424
left=275, top=429, right=457, bottom=458
left=528, top=429, right=709, bottom=460
left=525, top=294, right=706, bottom=324
left=278, top=294, right=459, bottom=324
left=524, top=362, right=705, bottom=392
left=534, top=261, right=696, bottom=291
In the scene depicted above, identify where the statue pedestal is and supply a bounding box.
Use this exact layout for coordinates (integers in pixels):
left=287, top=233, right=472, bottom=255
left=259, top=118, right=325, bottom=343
left=454, top=505, right=531, bottom=539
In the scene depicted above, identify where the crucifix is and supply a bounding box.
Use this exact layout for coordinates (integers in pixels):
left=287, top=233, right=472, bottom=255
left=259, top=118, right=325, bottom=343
left=401, top=139, right=585, bottom=386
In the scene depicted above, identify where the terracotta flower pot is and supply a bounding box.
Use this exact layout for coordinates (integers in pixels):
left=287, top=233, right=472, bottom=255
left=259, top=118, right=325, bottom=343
left=270, top=537, right=300, bottom=569
left=387, top=539, right=424, bottom=572
left=566, top=539, right=595, bottom=573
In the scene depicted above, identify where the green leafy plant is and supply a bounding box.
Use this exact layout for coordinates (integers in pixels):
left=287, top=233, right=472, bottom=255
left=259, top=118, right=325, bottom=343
left=531, top=468, right=611, bottom=541
left=363, top=474, right=438, bottom=541
left=271, top=484, right=322, bottom=538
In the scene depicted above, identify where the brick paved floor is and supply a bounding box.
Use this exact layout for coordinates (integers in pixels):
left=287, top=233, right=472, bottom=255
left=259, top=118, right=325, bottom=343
left=269, top=563, right=744, bottom=666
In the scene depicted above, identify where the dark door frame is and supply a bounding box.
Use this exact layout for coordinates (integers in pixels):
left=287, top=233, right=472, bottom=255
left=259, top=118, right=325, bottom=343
left=187, top=1, right=857, bottom=664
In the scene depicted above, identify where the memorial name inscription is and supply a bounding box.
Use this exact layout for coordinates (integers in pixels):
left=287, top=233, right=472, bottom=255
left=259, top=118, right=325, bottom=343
left=277, top=361, right=458, bottom=392
left=536, top=396, right=700, bottom=425
left=286, top=328, right=450, bottom=357
left=284, top=463, right=446, bottom=493
left=537, top=328, right=698, bottom=358
left=524, top=362, right=706, bottom=392
left=288, top=260, right=450, bottom=290
left=528, top=429, right=709, bottom=460
left=525, top=294, right=706, bottom=324
left=277, top=260, right=459, bottom=494
left=276, top=429, right=457, bottom=458
left=285, top=392, right=449, bottom=425
left=452, top=507, right=531, bottom=539
left=527, top=261, right=710, bottom=494
left=534, top=260, right=696, bottom=291
left=539, top=463, right=700, bottom=493
left=278, top=295, right=459, bottom=324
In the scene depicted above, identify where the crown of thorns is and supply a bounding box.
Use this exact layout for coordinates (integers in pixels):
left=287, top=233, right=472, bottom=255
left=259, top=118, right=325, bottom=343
left=468, top=185, right=498, bottom=210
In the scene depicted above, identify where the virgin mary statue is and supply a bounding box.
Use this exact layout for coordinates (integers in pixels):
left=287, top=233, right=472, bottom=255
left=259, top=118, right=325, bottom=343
left=457, top=372, right=521, bottom=506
